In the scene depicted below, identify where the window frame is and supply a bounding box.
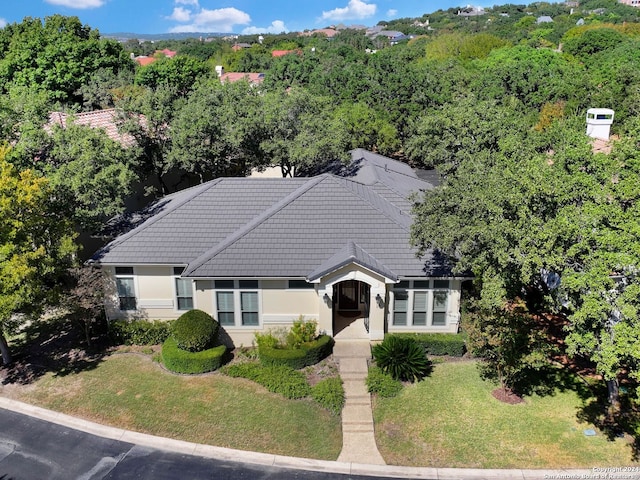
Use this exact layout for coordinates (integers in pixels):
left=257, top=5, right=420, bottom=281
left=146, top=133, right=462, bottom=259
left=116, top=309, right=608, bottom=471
left=213, top=280, right=261, bottom=328
left=115, top=266, right=137, bottom=312
left=391, top=279, right=451, bottom=329
left=173, top=266, right=194, bottom=312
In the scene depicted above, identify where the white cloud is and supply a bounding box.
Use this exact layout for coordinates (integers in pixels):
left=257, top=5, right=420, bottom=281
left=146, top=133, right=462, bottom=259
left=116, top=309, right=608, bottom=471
left=387, top=9, right=398, bottom=17
left=0, top=18, right=6, bottom=28
left=175, top=0, right=199, bottom=5
left=321, top=0, right=377, bottom=21
left=242, top=20, right=288, bottom=35
left=44, top=0, right=105, bottom=8
left=167, top=7, right=192, bottom=22
left=169, top=7, right=250, bottom=33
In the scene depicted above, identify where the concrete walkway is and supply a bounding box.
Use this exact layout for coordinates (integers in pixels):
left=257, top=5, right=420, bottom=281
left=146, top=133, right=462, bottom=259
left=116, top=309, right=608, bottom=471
left=334, top=339, right=386, bottom=465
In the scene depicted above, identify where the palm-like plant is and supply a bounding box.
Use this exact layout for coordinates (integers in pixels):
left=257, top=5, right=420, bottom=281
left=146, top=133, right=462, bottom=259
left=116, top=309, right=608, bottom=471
left=372, top=336, right=432, bottom=382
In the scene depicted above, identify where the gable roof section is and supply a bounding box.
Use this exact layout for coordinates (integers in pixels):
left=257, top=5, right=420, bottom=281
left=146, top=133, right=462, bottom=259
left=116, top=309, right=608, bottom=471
left=307, top=240, right=398, bottom=282
left=46, top=109, right=137, bottom=147
left=182, top=174, right=425, bottom=278
left=93, top=178, right=309, bottom=265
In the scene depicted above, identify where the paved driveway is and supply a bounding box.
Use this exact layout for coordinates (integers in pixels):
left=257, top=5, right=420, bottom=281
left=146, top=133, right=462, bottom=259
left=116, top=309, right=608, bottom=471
left=0, top=408, right=395, bottom=480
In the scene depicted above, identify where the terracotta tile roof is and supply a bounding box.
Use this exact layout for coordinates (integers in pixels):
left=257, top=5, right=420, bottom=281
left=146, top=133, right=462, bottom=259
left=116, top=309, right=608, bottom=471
left=219, top=72, right=265, bottom=85
left=45, top=109, right=138, bottom=147
left=271, top=49, right=301, bottom=57
left=134, top=56, right=156, bottom=66
left=300, top=28, right=339, bottom=38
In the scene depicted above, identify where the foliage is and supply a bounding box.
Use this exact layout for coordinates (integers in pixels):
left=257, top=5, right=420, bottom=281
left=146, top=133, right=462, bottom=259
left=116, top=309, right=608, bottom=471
left=286, top=316, right=317, bottom=348
left=134, top=55, right=209, bottom=95
left=170, top=309, right=219, bottom=352
left=365, top=366, right=403, bottom=398
left=259, top=335, right=334, bottom=369
left=463, top=301, right=556, bottom=395
left=372, top=336, right=433, bottom=382
left=161, top=336, right=226, bottom=374
left=65, top=265, right=111, bottom=346
left=108, top=319, right=172, bottom=345
left=0, top=147, right=77, bottom=364
left=387, top=333, right=467, bottom=357
left=222, top=362, right=311, bottom=399
left=0, top=15, right=133, bottom=105
left=311, top=377, right=345, bottom=415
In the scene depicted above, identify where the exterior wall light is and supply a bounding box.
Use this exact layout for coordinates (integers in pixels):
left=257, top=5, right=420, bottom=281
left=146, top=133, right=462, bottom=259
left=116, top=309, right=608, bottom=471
left=375, top=293, right=384, bottom=308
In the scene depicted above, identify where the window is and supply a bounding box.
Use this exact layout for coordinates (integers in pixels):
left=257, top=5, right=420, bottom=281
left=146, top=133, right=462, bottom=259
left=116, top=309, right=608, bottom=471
left=432, top=280, right=449, bottom=326
left=173, top=267, right=193, bottom=311
left=115, top=267, right=136, bottom=311
left=288, top=279, right=314, bottom=289
left=214, top=280, right=260, bottom=327
left=392, top=282, right=409, bottom=326
left=391, top=280, right=451, bottom=328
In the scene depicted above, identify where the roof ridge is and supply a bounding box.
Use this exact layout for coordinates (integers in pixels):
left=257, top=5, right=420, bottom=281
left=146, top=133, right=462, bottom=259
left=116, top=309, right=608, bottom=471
left=327, top=175, right=412, bottom=231
left=92, top=179, right=224, bottom=261
left=183, top=175, right=327, bottom=276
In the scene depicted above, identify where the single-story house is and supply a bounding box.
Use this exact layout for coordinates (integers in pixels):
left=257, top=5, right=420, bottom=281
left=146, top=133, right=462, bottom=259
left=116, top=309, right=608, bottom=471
left=91, top=149, right=466, bottom=346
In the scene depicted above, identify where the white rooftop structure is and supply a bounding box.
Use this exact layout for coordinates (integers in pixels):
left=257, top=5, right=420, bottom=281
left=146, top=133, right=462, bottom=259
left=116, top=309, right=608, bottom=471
left=586, top=108, right=615, bottom=140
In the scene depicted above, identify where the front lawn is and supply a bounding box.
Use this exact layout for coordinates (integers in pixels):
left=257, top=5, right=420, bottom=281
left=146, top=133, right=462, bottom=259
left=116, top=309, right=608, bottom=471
left=4, top=353, right=342, bottom=460
left=373, top=360, right=638, bottom=468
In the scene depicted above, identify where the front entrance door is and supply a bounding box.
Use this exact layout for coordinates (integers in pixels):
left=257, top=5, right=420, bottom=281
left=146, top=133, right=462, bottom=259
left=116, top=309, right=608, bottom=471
left=337, top=280, right=359, bottom=311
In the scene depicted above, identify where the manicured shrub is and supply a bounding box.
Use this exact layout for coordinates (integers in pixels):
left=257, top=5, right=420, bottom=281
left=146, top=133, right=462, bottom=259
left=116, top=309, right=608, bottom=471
left=108, top=319, right=171, bottom=345
left=170, top=309, right=219, bottom=352
left=366, top=366, right=403, bottom=398
left=312, top=377, right=345, bottom=414
left=222, top=362, right=311, bottom=399
left=162, top=337, right=226, bottom=374
left=372, top=336, right=433, bottom=382
left=388, top=333, right=467, bottom=357
left=259, top=335, right=334, bottom=369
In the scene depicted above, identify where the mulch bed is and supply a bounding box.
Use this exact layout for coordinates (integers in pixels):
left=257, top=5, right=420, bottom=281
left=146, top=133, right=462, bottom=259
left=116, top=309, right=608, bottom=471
left=491, top=387, right=524, bottom=404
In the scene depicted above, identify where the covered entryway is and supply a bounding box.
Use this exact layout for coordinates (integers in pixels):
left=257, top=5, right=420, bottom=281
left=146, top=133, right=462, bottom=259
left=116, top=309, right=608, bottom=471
left=333, top=280, right=371, bottom=340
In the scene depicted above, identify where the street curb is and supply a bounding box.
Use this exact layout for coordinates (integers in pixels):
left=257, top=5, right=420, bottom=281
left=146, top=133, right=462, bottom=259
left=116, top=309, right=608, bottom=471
left=0, top=396, right=596, bottom=479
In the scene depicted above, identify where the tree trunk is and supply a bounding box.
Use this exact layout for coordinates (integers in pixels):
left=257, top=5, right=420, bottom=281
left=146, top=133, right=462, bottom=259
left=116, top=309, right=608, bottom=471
left=0, top=331, right=12, bottom=365
left=606, top=378, right=621, bottom=418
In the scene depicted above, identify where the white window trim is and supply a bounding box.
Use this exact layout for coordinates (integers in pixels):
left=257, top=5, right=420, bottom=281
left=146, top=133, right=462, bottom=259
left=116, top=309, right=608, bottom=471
left=114, top=266, right=138, bottom=312
left=390, top=280, right=451, bottom=329
left=213, top=280, right=262, bottom=328
left=172, top=267, right=195, bottom=312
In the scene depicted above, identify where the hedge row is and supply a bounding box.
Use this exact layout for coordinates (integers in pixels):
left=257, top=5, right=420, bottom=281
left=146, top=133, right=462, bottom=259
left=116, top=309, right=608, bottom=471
left=258, top=334, right=334, bottom=369
left=222, top=363, right=311, bottom=399
left=109, top=319, right=171, bottom=345
left=386, top=333, right=466, bottom=357
left=162, top=337, right=226, bottom=374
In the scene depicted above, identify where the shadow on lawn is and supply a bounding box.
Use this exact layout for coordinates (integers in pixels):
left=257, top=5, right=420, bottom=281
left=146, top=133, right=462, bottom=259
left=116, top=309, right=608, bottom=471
left=1, top=314, right=109, bottom=386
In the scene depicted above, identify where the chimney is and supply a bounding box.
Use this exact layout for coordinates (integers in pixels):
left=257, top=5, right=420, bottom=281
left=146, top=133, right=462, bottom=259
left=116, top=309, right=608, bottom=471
left=215, top=65, right=224, bottom=77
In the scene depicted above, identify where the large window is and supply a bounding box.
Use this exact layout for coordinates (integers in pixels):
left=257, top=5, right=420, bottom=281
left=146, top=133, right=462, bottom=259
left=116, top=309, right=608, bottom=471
left=432, top=280, right=449, bottom=326
left=174, top=267, right=194, bottom=311
left=392, top=280, right=450, bottom=328
left=215, top=280, right=260, bottom=327
left=115, top=267, right=136, bottom=311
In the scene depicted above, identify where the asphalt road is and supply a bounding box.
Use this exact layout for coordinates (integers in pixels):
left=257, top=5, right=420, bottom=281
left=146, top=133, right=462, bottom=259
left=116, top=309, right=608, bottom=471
left=0, top=408, right=401, bottom=480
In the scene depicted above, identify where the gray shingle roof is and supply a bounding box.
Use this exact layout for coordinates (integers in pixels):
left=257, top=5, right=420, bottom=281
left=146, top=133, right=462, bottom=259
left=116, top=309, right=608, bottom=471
left=93, top=151, right=451, bottom=279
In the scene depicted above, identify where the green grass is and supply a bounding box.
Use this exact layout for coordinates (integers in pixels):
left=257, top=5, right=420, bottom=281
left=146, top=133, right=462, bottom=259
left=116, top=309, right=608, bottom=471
left=373, top=361, right=638, bottom=468
left=10, top=353, right=342, bottom=460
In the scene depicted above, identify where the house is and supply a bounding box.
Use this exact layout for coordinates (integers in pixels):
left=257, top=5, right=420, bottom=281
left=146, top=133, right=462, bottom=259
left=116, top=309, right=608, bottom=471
left=45, top=109, right=137, bottom=147
left=271, top=49, right=301, bottom=57
left=536, top=15, right=554, bottom=23
left=219, top=72, right=265, bottom=86
left=91, top=149, right=465, bottom=346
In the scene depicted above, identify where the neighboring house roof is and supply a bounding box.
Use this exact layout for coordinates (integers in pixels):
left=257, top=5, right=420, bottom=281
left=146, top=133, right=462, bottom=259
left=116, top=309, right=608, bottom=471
left=157, top=49, right=177, bottom=58
left=537, top=16, right=554, bottom=23
left=300, top=28, right=339, bottom=38
left=45, top=109, right=137, bottom=147
left=219, top=72, right=265, bottom=85
left=93, top=150, right=449, bottom=280
left=271, top=49, right=300, bottom=57
left=134, top=56, right=156, bottom=66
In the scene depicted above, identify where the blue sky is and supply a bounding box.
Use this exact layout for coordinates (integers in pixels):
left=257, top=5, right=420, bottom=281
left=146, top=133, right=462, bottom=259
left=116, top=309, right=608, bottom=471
left=0, top=0, right=467, bottom=35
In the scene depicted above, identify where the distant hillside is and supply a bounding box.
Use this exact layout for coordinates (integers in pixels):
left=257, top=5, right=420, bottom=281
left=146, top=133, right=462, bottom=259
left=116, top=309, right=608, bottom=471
left=103, top=32, right=228, bottom=42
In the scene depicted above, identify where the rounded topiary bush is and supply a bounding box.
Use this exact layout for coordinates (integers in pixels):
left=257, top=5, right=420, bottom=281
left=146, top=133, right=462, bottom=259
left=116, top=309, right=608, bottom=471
left=170, top=309, right=219, bottom=352
left=162, top=337, right=226, bottom=374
